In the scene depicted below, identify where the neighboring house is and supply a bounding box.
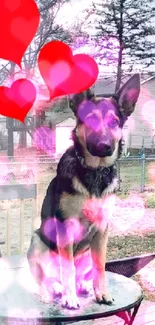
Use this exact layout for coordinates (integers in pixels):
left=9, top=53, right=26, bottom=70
left=34, top=73, right=155, bottom=152
left=124, top=75, right=155, bottom=150
left=94, top=73, right=155, bottom=150
left=1, top=73, right=155, bottom=153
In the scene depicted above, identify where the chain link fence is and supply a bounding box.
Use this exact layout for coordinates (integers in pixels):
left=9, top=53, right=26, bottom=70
left=117, top=156, right=155, bottom=193
left=0, top=155, right=155, bottom=256
left=0, top=155, right=154, bottom=193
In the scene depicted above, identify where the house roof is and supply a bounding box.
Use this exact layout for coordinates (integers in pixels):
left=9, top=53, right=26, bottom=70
left=57, top=117, right=76, bottom=127
left=93, top=73, right=155, bottom=96
left=36, top=73, right=155, bottom=101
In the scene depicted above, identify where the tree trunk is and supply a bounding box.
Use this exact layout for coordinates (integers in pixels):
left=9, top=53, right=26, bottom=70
left=7, top=63, right=16, bottom=157
left=115, top=44, right=123, bottom=92
left=115, top=0, right=124, bottom=92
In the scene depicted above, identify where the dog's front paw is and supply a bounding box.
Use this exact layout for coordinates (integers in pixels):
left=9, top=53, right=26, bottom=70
left=62, top=291, right=80, bottom=309
left=95, top=290, right=114, bottom=305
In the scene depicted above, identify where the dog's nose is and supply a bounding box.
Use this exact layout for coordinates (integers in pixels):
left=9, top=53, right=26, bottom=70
left=97, top=142, right=112, bottom=155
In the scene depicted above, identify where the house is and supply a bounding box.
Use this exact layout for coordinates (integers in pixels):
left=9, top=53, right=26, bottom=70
left=1, top=73, right=155, bottom=154
left=119, top=75, right=155, bottom=150
left=35, top=73, right=155, bottom=154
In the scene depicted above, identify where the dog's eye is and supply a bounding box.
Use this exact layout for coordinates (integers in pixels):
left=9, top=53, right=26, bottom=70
left=108, top=119, right=119, bottom=128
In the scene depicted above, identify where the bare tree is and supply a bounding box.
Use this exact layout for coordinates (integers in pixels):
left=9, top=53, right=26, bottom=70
left=21, top=0, right=71, bottom=75
left=89, top=0, right=155, bottom=90
left=0, top=0, right=73, bottom=150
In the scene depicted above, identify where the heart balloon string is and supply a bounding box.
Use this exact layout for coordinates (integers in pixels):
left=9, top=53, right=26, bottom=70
left=0, top=0, right=99, bottom=122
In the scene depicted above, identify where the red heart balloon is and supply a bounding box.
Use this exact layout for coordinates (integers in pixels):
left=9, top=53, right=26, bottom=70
left=0, top=0, right=40, bottom=66
left=0, top=79, right=36, bottom=123
left=38, top=41, right=99, bottom=100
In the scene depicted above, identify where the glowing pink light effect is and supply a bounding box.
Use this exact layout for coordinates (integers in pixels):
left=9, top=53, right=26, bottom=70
left=43, top=218, right=84, bottom=247
left=38, top=41, right=98, bottom=100
left=0, top=79, right=37, bottom=122
left=0, top=259, right=13, bottom=293
left=72, top=36, right=120, bottom=73
left=141, top=99, right=155, bottom=129
left=82, top=195, right=116, bottom=229
left=144, top=305, right=155, bottom=323
left=17, top=261, right=39, bottom=294
left=7, top=307, right=41, bottom=321
left=0, top=157, right=10, bottom=185
left=125, top=115, right=135, bottom=132
left=138, top=267, right=155, bottom=304
left=110, top=194, right=145, bottom=232
left=26, top=249, right=93, bottom=306
left=138, top=85, right=155, bottom=135
left=49, top=60, right=71, bottom=88
left=0, top=156, right=37, bottom=186
left=75, top=250, right=92, bottom=280
left=33, top=126, right=55, bottom=157
left=77, top=100, right=121, bottom=139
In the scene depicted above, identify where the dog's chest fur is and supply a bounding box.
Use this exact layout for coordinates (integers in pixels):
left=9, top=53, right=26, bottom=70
left=58, top=148, right=117, bottom=249
left=40, top=147, right=117, bottom=251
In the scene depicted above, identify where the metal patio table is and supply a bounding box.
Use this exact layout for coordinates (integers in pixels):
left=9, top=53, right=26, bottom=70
left=0, top=255, right=143, bottom=325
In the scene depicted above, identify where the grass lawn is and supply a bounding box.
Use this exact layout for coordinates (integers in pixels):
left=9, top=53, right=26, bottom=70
left=1, top=160, right=155, bottom=303
left=118, top=159, right=155, bottom=192
left=107, top=233, right=155, bottom=302
left=35, top=166, right=155, bottom=303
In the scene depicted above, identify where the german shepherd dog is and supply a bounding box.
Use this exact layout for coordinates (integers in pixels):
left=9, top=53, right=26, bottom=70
left=27, top=74, right=140, bottom=309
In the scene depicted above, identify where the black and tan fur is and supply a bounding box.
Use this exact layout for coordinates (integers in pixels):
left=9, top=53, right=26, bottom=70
left=27, top=74, right=140, bottom=309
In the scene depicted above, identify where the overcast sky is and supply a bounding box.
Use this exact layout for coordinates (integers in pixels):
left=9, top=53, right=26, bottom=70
left=55, top=0, right=155, bottom=74
left=0, top=0, right=155, bottom=84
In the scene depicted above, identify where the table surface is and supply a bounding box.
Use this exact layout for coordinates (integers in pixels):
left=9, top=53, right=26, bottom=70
left=0, top=255, right=143, bottom=323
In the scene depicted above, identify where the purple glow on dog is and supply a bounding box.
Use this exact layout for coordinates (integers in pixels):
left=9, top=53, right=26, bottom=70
left=82, top=195, right=115, bottom=229
left=43, top=217, right=84, bottom=247
left=77, top=99, right=121, bottom=135
left=85, top=113, right=102, bottom=131
left=77, top=100, right=96, bottom=122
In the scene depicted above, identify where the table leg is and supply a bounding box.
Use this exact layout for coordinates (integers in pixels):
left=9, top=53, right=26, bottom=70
left=116, top=311, right=131, bottom=324
left=116, top=299, right=142, bottom=325
left=128, top=300, right=142, bottom=325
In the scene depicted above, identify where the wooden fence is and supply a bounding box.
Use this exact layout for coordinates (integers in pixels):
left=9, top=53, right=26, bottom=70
left=0, top=184, right=39, bottom=256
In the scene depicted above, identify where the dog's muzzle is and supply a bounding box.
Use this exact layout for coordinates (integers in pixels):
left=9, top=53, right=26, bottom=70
left=97, top=142, right=112, bottom=156
left=86, top=136, right=114, bottom=157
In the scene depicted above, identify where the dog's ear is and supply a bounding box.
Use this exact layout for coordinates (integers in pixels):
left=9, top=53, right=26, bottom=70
left=69, top=89, right=94, bottom=116
left=116, top=74, right=140, bottom=116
